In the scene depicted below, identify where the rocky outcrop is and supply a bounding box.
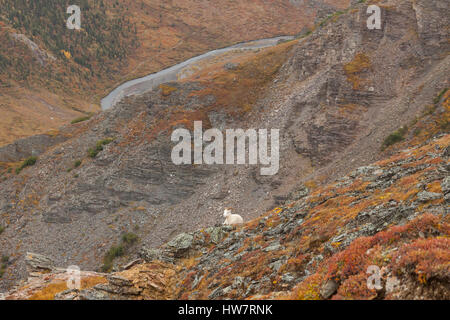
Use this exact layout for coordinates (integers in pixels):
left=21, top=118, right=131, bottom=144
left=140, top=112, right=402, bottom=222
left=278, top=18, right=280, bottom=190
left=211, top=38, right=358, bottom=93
left=0, top=133, right=68, bottom=162
left=25, top=252, right=55, bottom=273
left=139, top=226, right=232, bottom=263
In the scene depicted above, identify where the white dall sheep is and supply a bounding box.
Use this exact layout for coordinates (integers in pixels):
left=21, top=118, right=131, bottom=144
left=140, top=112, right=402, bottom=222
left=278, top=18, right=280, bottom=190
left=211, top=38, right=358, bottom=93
left=223, top=208, right=244, bottom=226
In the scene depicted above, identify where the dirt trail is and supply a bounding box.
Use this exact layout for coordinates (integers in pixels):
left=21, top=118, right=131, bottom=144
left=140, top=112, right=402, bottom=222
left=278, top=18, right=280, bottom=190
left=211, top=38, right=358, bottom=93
left=101, top=36, right=294, bottom=110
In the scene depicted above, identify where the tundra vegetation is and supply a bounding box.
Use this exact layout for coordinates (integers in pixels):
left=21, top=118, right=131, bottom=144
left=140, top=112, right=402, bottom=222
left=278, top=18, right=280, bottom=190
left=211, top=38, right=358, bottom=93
left=15, top=156, right=38, bottom=174
left=101, top=232, right=139, bottom=272
left=0, top=0, right=448, bottom=301
left=87, top=138, right=114, bottom=158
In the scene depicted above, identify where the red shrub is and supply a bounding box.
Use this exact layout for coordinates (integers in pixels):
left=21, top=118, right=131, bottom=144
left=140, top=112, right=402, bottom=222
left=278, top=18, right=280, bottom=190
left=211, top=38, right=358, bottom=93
left=392, top=238, right=450, bottom=282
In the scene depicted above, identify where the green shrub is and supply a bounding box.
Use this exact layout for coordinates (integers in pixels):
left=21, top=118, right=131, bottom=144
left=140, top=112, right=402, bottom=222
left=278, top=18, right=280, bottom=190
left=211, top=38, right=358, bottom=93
left=97, top=138, right=114, bottom=148
left=382, top=126, right=408, bottom=150
left=106, top=245, right=125, bottom=260
left=433, top=88, right=448, bottom=105
left=71, top=115, right=92, bottom=124
left=0, top=226, right=4, bottom=235
left=121, top=232, right=138, bottom=246
left=68, top=159, right=82, bottom=172
left=101, top=231, right=139, bottom=272
left=87, top=148, right=99, bottom=158
left=88, top=138, right=114, bottom=158
left=101, top=244, right=124, bottom=272
left=15, top=156, right=37, bottom=174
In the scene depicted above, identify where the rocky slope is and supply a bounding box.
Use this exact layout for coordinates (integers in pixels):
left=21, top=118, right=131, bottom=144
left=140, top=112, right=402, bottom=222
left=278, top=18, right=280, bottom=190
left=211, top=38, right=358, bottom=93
left=3, top=132, right=449, bottom=300
left=0, top=0, right=449, bottom=297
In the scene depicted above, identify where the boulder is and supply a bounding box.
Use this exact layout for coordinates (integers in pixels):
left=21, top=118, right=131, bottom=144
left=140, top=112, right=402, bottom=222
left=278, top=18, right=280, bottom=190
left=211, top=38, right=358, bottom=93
left=417, top=191, right=442, bottom=202
left=206, top=226, right=227, bottom=244
left=167, top=233, right=194, bottom=251
left=139, top=247, right=172, bottom=263
left=320, top=279, right=339, bottom=299
left=25, top=252, right=54, bottom=273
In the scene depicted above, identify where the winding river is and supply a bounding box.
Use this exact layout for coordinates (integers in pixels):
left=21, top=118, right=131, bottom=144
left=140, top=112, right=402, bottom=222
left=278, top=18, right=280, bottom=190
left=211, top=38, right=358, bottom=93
left=101, top=36, right=295, bottom=110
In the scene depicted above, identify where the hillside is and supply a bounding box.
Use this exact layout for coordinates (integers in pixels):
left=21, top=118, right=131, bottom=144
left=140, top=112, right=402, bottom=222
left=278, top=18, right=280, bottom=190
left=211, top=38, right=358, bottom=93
left=0, top=0, right=350, bottom=146
left=0, top=0, right=449, bottom=299
left=4, top=119, right=450, bottom=300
